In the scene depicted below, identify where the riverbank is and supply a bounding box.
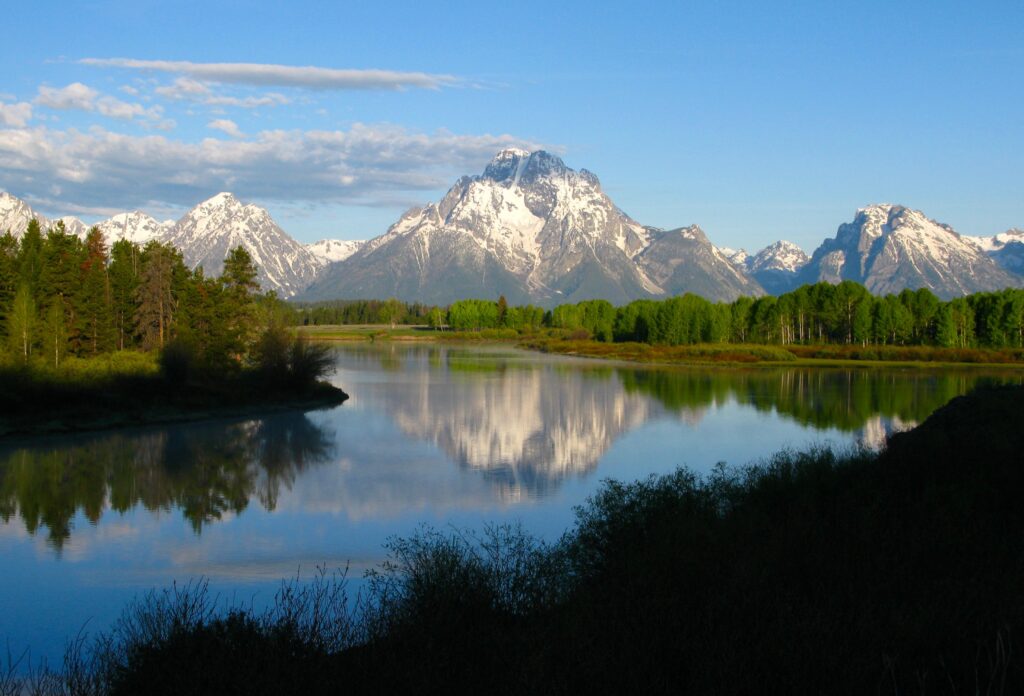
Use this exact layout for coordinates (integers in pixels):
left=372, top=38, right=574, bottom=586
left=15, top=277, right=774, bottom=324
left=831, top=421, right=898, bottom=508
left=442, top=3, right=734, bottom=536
left=298, top=324, right=1024, bottom=368
left=0, top=360, right=348, bottom=439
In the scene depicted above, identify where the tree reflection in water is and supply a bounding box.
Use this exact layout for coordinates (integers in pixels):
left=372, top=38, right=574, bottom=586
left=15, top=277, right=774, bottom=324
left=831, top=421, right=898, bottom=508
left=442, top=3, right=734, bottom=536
left=0, top=412, right=334, bottom=549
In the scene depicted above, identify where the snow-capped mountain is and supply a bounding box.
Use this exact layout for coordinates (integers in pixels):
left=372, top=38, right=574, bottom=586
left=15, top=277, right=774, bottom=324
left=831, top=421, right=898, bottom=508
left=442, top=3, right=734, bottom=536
left=96, top=211, right=174, bottom=246
left=796, top=204, right=1021, bottom=299
left=719, top=247, right=750, bottom=269
left=742, top=240, right=811, bottom=294
left=966, top=229, right=1024, bottom=276
left=300, top=149, right=763, bottom=305
left=0, top=192, right=48, bottom=237
left=55, top=216, right=90, bottom=238
left=165, top=193, right=321, bottom=297
left=307, top=238, right=365, bottom=265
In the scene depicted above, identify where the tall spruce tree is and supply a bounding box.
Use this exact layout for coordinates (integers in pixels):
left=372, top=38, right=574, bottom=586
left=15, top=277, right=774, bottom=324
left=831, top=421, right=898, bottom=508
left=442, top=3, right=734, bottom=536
left=38, top=223, right=85, bottom=353
left=0, top=231, right=18, bottom=338
left=221, top=246, right=260, bottom=353
left=16, top=219, right=43, bottom=296
left=134, top=242, right=181, bottom=350
left=109, top=239, right=142, bottom=350
left=78, top=227, right=114, bottom=355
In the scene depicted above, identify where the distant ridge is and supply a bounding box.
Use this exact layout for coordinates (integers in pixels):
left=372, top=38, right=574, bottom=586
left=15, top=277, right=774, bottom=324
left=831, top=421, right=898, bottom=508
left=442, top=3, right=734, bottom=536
left=2, top=158, right=1023, bottom=302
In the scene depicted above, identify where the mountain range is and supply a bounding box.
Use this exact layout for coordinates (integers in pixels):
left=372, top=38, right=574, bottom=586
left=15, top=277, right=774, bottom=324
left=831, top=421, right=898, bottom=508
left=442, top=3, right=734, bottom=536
left=1, top=149, right=1021, bottom=302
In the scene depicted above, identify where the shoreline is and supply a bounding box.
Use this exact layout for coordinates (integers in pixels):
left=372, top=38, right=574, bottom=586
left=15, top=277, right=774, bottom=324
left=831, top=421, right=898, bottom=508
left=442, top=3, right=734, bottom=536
left=297, top=325, right=1024, bottom=370
left=0, top=383, right=348, bottom=441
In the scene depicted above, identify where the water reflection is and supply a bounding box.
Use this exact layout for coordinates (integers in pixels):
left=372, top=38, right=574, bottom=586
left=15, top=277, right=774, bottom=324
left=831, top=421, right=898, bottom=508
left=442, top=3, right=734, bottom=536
left=0, top=412, right=333, bottom=548
left=1, top=344, right=1019, bottom=546
left=348, top=346, right=1017, bottom=494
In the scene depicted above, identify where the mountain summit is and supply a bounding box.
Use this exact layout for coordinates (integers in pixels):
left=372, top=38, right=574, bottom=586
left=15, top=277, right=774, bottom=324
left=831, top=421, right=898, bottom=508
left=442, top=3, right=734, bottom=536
left=300, top=150, right=761, bottom=305
left=797, top=204, right=1020, bottom=299
left=165, top=193, right=321, bottom=297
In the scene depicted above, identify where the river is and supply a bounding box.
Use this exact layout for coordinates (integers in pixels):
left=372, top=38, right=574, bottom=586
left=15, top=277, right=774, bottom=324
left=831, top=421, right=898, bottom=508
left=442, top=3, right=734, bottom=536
left=0, top=343, right=1018, bottom=664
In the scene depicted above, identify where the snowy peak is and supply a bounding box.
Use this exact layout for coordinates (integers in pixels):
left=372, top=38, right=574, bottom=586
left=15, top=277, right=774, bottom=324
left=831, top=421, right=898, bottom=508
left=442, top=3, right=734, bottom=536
left=307, top=238, right=365, bottom=265
left=800, top=204, right=1021, bottom=299
left=300, top=148, right=764, bottom=306
left=482, top=148, right=532, bottom=183
left=481, top=149, right=576, bottom=188
left=166, top=192, right=319, bottom=297
left=749, top=240, right=809, bottom=274
left=966, top=228, right=1024, bottom=253
left=56, top=216, right=90, bottom=239
left=0, top=192, right=48, bottom=237
left=966, top=228, right=1024, bottom=274
left=96, top=211, right=172, bottom=245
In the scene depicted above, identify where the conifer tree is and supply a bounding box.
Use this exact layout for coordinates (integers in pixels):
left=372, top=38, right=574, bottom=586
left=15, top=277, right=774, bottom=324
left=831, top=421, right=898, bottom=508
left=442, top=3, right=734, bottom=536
left=78, top=227, right=114, bottom=355
left=221, top=246, right=260, bottom=351
left=134, top=242, right=180, bottom=350
left=109, top=240, right=142, bottom=350
left=0, top=231, right=18, bottom=336
left=16, top=219, right=43, bottom=296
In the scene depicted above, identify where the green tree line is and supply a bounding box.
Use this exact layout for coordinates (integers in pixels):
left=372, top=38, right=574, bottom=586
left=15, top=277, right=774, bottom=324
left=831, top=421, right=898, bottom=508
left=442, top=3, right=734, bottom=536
left=0, top=219, right=288, bottom=370
left=437, top=282, right=1024, bottom=349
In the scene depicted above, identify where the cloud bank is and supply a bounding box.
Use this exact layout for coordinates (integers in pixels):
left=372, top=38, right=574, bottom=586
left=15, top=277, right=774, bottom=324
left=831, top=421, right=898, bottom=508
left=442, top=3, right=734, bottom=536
left=0, top=123, right=539, bottom=211
left=80, top=59, right=461, bottom=91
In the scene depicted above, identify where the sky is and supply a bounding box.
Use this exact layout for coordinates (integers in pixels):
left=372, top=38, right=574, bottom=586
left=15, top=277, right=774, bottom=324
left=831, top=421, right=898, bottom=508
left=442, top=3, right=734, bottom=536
left=0, top=0, right=1021, bottom=252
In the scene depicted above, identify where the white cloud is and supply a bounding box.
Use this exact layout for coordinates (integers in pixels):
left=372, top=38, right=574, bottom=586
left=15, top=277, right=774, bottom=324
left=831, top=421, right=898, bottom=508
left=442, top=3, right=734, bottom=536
left=80, top=58, right=460, bottom=90
left=155, top=77, right=289, bottom=109
left=208, top=119, right=245, bottom=138
left=36, top=82, right=98, bottom=110
left=0, top=123, right=542, bottom=212
left=0, top=101, right=33, bottom=127
left=34, top=83, right=168, bottom=124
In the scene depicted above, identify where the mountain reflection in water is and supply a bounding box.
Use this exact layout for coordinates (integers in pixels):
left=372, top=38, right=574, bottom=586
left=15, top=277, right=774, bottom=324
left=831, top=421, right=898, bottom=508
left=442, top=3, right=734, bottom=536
left=1, top=344, right=1018, bottom=546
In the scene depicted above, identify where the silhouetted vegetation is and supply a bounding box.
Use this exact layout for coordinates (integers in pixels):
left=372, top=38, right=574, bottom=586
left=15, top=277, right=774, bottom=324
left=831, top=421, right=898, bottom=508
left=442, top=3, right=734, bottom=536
left=6, top=385, right=1023, bottom=694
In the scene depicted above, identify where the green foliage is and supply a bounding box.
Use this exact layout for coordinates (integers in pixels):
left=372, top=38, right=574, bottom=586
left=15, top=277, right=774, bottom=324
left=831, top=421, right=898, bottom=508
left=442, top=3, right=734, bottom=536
left=447, top=299, right=500, bottom=331
left=6, top=284, right=36, bottom=361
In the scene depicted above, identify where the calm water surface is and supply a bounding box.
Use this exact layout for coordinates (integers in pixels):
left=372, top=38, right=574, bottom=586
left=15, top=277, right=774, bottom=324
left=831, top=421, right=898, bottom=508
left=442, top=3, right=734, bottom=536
left=1, top=343, right=1018, bottom=662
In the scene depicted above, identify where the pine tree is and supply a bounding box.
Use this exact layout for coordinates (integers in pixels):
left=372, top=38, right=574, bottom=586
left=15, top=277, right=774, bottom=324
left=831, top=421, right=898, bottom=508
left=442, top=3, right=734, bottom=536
left=78, top=227, right=114, bottom=355
left=134, top=242, right=180, bottom=350
left=38, top=223, right=85, bottom=353
left=221, top=246, right=260, bottom=351
left=16, top=219, right=43, bottom=296
left=0, top=231, right=19, bottom=337
left=109, top=240, right=142, bottom=350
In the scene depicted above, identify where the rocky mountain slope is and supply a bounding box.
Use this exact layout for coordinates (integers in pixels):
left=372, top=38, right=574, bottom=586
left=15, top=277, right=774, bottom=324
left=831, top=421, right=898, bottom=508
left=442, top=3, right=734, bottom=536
left=164, top=193, right=322, bottom=297
left=966, top=229, right=1024, bottom=276
left=307, top=238, right=365, bottom=265
left=2, top=176, right=1021, bottom=303
left=0, top=192, right=48, bottom=237
left=96, top=212, right=174, bottom=246
left=720, top=240, right=810, bottom=295
left=796, top=204, right=1021, bottom=299
left=299, top=149, right=762, bottom=305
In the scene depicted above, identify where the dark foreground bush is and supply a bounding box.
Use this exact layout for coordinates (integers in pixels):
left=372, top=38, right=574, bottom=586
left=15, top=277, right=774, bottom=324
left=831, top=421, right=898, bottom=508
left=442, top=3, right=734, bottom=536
left=9, top=385, right=1024, bottom=695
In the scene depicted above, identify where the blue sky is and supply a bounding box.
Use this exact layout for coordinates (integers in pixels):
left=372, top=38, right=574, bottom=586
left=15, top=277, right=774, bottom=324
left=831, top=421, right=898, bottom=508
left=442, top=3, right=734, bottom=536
left=0, top=0, right=1021, bottom=251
